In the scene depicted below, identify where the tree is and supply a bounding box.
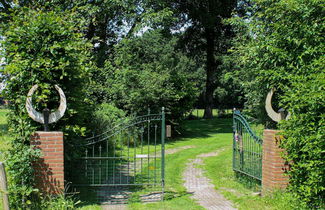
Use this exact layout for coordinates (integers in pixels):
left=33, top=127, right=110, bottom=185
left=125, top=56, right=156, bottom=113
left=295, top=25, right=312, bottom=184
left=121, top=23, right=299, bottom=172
left=91, top=30, right=199, bottom=122
left=0, top=0, right=174, bottom=67
left=231, top=0, right=324, bottom=206
left=168, top=0, right=237, bottom=118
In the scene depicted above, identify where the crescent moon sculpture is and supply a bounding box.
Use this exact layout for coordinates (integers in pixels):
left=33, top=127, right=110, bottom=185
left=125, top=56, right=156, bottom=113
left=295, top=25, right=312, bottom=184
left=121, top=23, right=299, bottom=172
left=265, top=88, right=290, bottom=122
left=25, top=85, right=67, bottom=125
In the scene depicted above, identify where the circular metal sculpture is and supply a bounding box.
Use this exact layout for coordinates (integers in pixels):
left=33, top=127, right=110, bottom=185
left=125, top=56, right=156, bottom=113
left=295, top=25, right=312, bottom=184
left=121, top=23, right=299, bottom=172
left=26, top=84, right=67, bottom=131
left=265, top=88, right=290, bottom=122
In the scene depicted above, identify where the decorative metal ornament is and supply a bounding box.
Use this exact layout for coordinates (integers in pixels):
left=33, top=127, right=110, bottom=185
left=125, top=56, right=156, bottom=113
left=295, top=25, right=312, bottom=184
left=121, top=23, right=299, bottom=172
left=25, top=84, right=67, bottom=131
left=265, top=88, right=290, bottom=122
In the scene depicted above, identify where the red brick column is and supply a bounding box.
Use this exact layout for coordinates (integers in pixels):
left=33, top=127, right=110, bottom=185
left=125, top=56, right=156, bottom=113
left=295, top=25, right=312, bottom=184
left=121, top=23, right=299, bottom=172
left=30, top=131, right=64, bottom=194
left=262, top=129, right=289, bottom=193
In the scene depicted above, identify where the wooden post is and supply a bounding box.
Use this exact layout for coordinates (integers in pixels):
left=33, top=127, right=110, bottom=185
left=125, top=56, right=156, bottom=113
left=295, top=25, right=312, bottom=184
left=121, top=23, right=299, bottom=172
left=0, top=162, right=9, bottom=210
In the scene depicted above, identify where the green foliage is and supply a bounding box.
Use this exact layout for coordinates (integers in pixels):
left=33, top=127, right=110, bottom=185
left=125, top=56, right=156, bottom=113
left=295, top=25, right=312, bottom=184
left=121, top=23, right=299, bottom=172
left=213, top=59, right=245, bottom=109
left=91, top=30, right=198, bottom=122
left=230, top=0, right=324, bottom=206
left=40, top=194, right=80, bottom=210
left=166, top=0, right=237, bottom=118
left=4, top=111, right=40, bottom=209
left=92, top=103, right=128, bottom=134
left=1, top=8, right=92, bottom=208
left=280, top=73, right=324, bottom=207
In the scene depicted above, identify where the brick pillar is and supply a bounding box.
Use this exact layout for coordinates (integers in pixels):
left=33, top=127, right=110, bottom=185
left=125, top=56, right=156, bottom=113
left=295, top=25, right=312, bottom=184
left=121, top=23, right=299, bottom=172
left=262, top=129, right=289, bottom=193
left=30, top=131, right=64, bottom=194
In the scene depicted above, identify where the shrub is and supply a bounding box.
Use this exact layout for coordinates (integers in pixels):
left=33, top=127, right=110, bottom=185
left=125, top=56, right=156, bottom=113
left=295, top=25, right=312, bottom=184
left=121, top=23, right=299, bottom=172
left=230, top=0, right=324, bottom=206
left=1, top=8, right=92, bottom=208
left=280, top=73, right=325, bottom=206
left=92, top=103, right=128, bottom=134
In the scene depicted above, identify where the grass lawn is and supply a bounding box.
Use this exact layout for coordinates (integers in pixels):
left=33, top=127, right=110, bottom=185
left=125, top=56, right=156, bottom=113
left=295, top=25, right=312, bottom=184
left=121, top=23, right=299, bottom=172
left=78, top=117, right=303, bottom=210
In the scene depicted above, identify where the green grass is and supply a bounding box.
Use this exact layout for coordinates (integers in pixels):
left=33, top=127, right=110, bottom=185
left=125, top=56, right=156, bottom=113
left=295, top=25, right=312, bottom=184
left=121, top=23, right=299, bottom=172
left=203, top=149, right=305, bottom=210
left=0, top=109, right=12, bottom=157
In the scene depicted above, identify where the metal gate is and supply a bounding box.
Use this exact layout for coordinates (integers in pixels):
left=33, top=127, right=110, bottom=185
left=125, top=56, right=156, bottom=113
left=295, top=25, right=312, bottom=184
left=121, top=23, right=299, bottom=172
left=233, top=109, right=263, bottom=181
left=72, top=108, right=165, bottom=204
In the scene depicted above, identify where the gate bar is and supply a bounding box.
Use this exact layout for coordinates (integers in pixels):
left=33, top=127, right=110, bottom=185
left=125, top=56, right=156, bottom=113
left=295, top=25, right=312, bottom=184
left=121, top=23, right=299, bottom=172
left=161, top=107, right=165, bottom=198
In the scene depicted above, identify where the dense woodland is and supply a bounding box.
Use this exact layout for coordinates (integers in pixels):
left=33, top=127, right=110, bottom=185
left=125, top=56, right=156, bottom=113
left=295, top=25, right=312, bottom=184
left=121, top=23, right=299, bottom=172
left=0, top=0, right=324, bottom=209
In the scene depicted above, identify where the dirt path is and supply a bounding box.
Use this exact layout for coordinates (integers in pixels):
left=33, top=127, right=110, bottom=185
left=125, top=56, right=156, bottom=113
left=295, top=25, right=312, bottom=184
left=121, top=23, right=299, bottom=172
left=183, top=150, right=237, bottom=210
left=165, top=145, right=196, bottom=155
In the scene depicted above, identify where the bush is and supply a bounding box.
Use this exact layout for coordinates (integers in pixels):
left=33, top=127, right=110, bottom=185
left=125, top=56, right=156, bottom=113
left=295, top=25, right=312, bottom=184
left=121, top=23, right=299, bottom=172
left=1, top=8, right=92, bottom=208
left=280, top=73, right=325, bottom=206
left=92, top=103, right=128, bottom=134
left=230, top=0, right=324, bottom=206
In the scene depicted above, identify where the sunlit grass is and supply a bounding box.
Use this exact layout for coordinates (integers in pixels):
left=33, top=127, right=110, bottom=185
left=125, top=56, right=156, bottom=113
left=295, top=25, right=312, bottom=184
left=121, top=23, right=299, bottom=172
left=0, top=109, right=12, bottom=157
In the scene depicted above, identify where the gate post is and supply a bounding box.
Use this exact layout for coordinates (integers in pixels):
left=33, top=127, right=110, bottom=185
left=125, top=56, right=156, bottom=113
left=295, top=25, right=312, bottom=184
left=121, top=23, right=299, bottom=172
left=30, top=131, right=64, bottom=194
left=262, top=129, right=289, bottom=193
left=0, top=162, right=9, bottom=210
left=161, top=107, right=165, bottom=193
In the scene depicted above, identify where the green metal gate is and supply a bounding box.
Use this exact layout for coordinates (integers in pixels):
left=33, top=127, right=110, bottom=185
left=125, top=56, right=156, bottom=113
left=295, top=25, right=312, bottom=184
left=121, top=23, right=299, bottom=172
left=72, top=108, right=165, bottom=204
left=233, top=109, right=263, bottom=181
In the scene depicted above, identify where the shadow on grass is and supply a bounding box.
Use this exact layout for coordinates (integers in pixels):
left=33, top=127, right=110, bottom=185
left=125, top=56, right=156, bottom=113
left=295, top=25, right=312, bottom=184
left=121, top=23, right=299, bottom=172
left=167, top=118, right=233, bottom=145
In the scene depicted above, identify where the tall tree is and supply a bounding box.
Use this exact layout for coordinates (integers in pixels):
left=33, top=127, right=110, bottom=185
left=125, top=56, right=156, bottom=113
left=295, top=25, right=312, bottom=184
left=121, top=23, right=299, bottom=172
left=169, top=0, right=237, bottom=118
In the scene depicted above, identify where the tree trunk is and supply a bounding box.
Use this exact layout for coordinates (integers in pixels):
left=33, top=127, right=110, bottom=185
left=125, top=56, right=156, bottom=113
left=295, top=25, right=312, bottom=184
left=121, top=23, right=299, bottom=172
left=86, top=21, right=95, bottom=40
left=96, top=14, right=109, bottom=67
left=203, top=27, right=216, bottom=119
